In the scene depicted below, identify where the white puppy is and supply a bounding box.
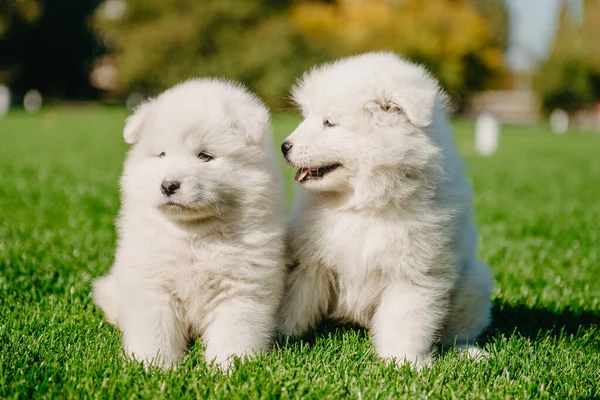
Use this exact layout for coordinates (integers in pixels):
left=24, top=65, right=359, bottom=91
left=92, top=79, right=286, bottom=370
left=279, top=52, right=494, bottom=368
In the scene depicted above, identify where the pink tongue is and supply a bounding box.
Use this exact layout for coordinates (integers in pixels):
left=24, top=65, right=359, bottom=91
left=294, top=168, right=310, bottom=182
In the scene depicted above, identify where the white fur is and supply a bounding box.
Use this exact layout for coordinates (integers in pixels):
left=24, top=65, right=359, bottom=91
left=92, top=79, right=286, bottom=370
left=279, top=52, right=494, bottom=368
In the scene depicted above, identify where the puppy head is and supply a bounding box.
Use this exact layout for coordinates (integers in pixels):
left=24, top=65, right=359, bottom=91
left=282, top=52, right=445, bottom=200
left=120, top=78, right=271, bottom=222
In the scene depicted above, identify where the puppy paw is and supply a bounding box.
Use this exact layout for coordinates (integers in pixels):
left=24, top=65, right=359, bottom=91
left=125, top=347, right=179, bottom=370
left=277, top=325, right=300, bottom=340
left=455, top=344, right=489, bottom=361
left=91, top=275, right=119, bottom=327
left=384, top=353, right=433, bottom=371
left=278, top=314, right=309, bottom=339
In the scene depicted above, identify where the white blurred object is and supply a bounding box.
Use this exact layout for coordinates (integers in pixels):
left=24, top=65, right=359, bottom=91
left=126, top=92, right=145, bottom=110
left=100, top=0, right=126, bottom=21
left=475, top=113, right=499, bottom=156
left=549, top=109, right=569, bottom=134
left=0, top=85, right=10, bottom=116
left=90, top=57, right=118, bottom=91
left=24, top=89, right=42, bottom=114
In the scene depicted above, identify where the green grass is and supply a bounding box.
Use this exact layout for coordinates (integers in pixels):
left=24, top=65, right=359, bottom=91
left=1, top=107, right=599, bottom=399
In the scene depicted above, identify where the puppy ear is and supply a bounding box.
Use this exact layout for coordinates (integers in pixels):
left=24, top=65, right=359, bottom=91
left=231, top=101, right=270, bottom=145
left=123, top=102, right=150, bottom=144
left=366, top=89, right=437, bottom=128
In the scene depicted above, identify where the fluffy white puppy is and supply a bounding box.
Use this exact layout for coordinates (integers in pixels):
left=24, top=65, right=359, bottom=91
left=279, top=52, right=494, bottom=368
left=92, top=79, right=286, bottom=370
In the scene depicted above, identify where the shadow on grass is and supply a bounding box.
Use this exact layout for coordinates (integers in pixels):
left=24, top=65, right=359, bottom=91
left=278, top=302, right=600, bottom=352
left=277, top=320, right=368, bottom=350
left=487, top=301, right=599, bottom=340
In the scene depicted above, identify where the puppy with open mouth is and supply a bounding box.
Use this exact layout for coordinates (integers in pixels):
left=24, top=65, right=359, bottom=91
left=92, top=79, right=286, bottom=370
left=278, top=52, right=494, bottom=368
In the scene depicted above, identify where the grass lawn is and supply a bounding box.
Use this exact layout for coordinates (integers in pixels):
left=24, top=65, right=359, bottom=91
left=1, top=107, right=599, bottom=399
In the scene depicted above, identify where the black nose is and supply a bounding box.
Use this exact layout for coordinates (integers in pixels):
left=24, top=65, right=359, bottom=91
left=281, top=141, right=293, bottom=156
left=161, top=181, right=180, bottom=197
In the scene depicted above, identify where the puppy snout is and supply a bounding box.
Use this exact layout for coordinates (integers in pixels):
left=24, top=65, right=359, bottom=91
left=281, top=141, right=293, bottom=157
left=161, top=180, right=181, bottom=197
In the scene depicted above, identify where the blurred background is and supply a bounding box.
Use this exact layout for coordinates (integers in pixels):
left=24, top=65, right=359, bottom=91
left=0, top=0, right=599, bottom=129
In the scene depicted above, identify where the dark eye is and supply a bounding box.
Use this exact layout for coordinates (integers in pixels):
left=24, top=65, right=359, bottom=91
left=197, top=152, right=213, bottom=162
left=323, top=119, right=337, bottom=128
left=158, top=152, right=166, bottom=158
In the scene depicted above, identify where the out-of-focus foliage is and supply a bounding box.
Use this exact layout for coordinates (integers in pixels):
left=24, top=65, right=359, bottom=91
left=467, top=0, right=510, bottom=51
left=292, top=0, right=507, bottom=103
left=0, top=0, right=104, bottom=100
left=94, top=0, right=325, bottom=107
left=0, top=0, right=40, bottom=37
left=95, top=0, right=508, bottom=107
left=535, top=0, right=600, bottom=113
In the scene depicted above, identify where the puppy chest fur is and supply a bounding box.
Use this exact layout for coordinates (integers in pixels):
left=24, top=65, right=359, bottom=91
left=121, top=225, right=283, bottom=337
left=291, top=206, right=458, bottom=328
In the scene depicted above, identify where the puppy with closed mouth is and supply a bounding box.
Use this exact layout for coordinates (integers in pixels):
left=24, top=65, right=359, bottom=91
left=278, top=52, right=494, bottom=368
left=92, top=79, right=286, bottom=370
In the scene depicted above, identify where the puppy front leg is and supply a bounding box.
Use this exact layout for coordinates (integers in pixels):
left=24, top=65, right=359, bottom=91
left=370, top=281, right=448, bottom=369
left=119, top=287, right=187, bottom=368
left=202, top=298, right=276, bottom=371
left=278, top=264, right=333, bottom=337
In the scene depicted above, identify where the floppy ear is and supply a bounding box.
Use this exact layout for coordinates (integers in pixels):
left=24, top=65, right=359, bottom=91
left=123, top=102, right=151, bottom=144
left=365, top=89, right=437, bottom=128
left=230, top=101, right=270, bottom=145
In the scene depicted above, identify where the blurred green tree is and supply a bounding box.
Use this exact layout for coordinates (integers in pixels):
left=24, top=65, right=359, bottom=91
left=0, top=0, right=40, bottom=38
left=291, top=0, right=508, bottom=105
left=467, top=0, right=510, bottom=51
left=534, top=0, right=600, bottom=112
left=94, top=0, right=326, bottom=107
left=95, top=0, right=508, bottom=108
